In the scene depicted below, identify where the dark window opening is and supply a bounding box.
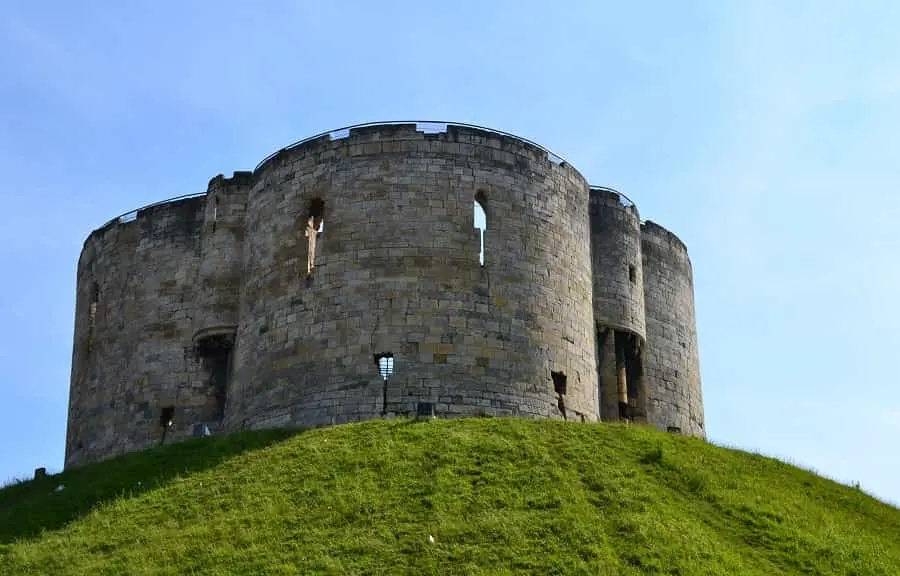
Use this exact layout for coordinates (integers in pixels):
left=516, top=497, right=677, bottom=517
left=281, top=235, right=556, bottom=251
left=625, top=336, right=643, bottom=402
left=204, top=350, right=230, bottom=421
left=306, top=198, right=325, bottom=275
left=667, top=426, right=681, bottom=434
left=374, top=352, right=394, bottom=381
left=596, top=325, right=618, bottom=421
left=552, top=370, right=567, bottom=420
left=614, top=332, right=629, bottom=416
left=614, top=330, right=646, bottom=422
left=160, top=406, right=175, bottom=429
left=628, top=265, right=636, bottom=283
left=416, top=402, right=435, bottom=419
left=474, top=191, right=487, bottom=267
left=196, top=333, right=234, bottom=421
left=88, top=282, right=99, bottom=330
left=551, top=371, right=567, bottom=395
left=86, top=282, right=99, bottom=354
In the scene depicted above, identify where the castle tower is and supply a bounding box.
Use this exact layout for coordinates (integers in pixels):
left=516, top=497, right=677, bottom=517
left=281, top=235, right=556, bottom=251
left=64, top=121, right=706, bottom=469
left=191, top=172, right=252, bottom=428
left=65, top=197, right=207, bottom=467
left=640, top=221, right=705, bottom=437
left=588, top=188, right=649, bottom=424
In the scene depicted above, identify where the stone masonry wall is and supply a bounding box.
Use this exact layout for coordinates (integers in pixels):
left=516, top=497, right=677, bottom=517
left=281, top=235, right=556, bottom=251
left=193, top=172, right=252, bottom=339
left=226, top=124, right=598, bottom=431
left=640, top=221, right=705, bottom=437
left=588, top=189, right=646, bottom=339
left=65, top=121, right=706, bottom=468
left=589, top=189, right=648, bottom=421
left=65, top=197, right=220, bottom=468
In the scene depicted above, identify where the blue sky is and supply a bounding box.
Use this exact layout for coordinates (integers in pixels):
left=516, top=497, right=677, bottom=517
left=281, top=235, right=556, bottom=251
left=1, top=1, right=898, bottom=505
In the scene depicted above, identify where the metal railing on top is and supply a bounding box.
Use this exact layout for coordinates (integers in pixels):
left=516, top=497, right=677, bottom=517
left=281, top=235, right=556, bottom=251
left=253, top=120, right=571, bottom=172
left=590, top=185, right=636, bottom=208
left=98, top=192, right=206, bottom=229
left=254, top=120, right=635, bottom=208
left=95, top=122, right=637, bottom=231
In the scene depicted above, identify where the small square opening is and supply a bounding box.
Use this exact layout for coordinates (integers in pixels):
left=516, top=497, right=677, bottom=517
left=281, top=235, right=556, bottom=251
left=551, top=371, right=567, bottom=395
left=160, top=406, right=175, bottom=428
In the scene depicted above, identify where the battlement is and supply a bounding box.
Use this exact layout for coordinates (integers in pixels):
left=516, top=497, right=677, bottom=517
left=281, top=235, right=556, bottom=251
left=85, top=123, right=613, bottom=238
left=589, top=186, right=641, bottom=220
left=641, top=220, right=690, bottom=255
left=252, top=121, right=580, bottom=179
left=92, top=193, right=206, bottom=235
left=208, top=171, right=254, bottom=189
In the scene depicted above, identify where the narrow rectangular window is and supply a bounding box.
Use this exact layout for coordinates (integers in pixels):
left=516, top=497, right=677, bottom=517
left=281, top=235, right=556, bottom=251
left=474, top=192, right=487, bottom=267
left=552, top=370, right=568, bottom=419
left=551, top=371, right=567, bottom=395
left=306, top=198, right=325, bottom=276
left=88, top=282, right=99, bottom=330
left=160, top=406, right=175, bottom=428
left=86, top=282, right=99, bottom=354
left=212, top=195, right=219, bottom=232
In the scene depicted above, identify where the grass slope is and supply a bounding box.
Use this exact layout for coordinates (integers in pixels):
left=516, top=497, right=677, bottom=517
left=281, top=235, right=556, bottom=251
left=1, top=418, right=898, bottom=575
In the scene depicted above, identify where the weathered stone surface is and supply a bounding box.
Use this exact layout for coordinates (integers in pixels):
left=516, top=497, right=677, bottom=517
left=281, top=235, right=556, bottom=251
left=641, top=221, right=705, bottom=437
left=64, top=122, right=705, bottom=469
left=589, top=189, right=646, bottom=339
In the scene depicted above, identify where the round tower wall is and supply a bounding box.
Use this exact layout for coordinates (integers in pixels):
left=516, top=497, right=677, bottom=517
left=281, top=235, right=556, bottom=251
left=65, top=196, right=223, bottom=468
left=588, top=189, right=646, bottom=339
left=640, top=221, right=705, bottom=437
left=226, top=124, right=598, bottom=429
left=192, top=172, right=251, bottom=339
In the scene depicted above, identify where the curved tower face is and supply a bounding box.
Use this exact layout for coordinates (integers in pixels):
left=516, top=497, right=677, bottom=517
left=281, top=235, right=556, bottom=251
left=193, top=172, right=252, bottom=339
left=65, top=197, right=220, bottom=468
left=640, top=221, right=705, bottom=437
left=589, top=189, right=646, bottom=337
left=192, top=173, right=252, bottom=423
left=226, top=124, right=598, bottom=429
left=589, top=189, right=649, bottom=424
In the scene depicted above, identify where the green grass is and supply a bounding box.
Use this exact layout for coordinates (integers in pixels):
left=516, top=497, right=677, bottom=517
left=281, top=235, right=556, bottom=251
left=1, top=418, right=898, bottom=575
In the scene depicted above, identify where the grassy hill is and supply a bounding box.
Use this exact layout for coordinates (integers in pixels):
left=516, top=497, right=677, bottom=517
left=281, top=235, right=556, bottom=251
left=1, top=418, right=898, bottom=575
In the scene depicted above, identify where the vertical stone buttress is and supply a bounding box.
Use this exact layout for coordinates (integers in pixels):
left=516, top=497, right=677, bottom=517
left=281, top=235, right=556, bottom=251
left=589, top=188, right=648, bottom=423
left=191, top=172, right=251, bottom=431
left=640, top=221, right=705, bottom=437
left=65, top=197, right=206, bottom=468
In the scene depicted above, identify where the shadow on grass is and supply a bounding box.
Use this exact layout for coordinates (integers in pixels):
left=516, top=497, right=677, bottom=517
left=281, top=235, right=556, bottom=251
left=0, top=427, right=300, bottom=544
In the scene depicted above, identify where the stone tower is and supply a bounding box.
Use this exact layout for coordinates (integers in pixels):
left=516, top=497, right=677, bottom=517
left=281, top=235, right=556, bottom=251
left=65, top=121, right=705, bottom=468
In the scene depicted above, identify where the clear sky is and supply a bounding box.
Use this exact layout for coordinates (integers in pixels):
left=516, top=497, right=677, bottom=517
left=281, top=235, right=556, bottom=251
left=1, top=1, right=898, bottom=506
